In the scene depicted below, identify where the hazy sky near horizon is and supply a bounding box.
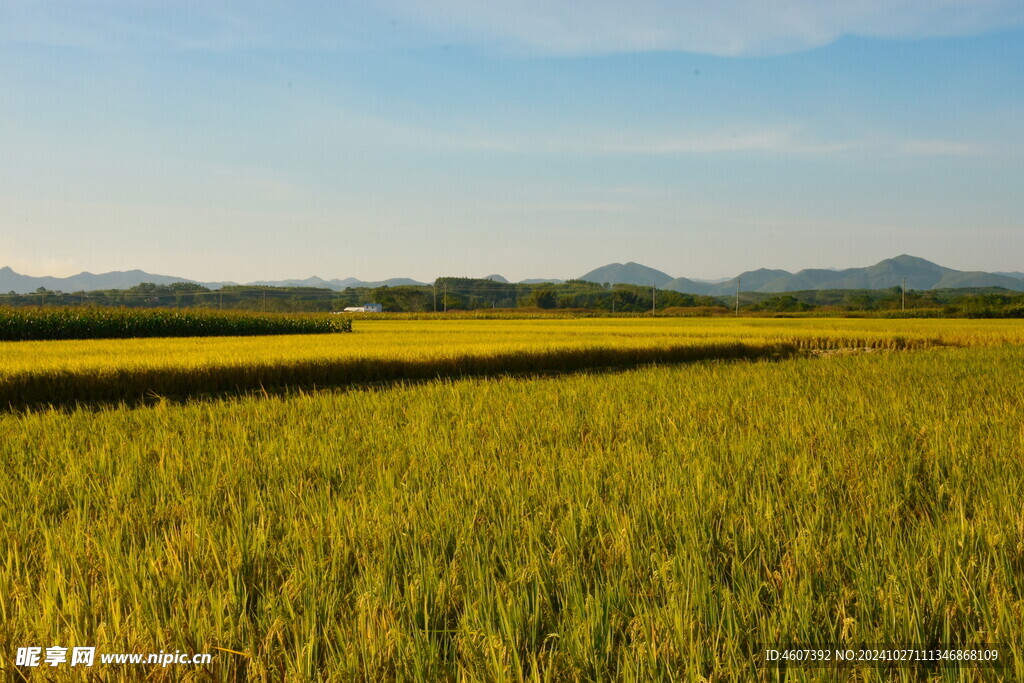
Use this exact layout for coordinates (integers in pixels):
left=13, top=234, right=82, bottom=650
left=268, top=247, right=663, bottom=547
left=2, top=1, right=1022, bottom=282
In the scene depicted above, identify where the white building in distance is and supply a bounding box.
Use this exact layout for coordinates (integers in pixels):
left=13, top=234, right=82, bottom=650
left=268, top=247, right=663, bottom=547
left=341, top=303, right=383, bottom=313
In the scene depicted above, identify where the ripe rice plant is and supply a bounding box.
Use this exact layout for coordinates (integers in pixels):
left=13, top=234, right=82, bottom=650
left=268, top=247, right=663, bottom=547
left=0, top=306, right=351, bottom=341
left=1, top=317, right=1021, bottom=408
left=0, top=339, right=797, bottom=408
left=0, top=342, right=1021, bottom=680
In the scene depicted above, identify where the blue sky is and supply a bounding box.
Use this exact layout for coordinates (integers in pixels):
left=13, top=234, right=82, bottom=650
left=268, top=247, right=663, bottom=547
left=1, top=1, right=1022, bottom=282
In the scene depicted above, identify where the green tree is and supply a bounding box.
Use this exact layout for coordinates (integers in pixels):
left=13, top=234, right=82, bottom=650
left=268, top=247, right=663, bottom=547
left=530, top=289, right=556, bottom=309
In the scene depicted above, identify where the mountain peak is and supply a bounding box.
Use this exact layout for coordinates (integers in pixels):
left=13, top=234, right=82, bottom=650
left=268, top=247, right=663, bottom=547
left=885, top=254, right=940, bottom=267
left=579, top=262, right=673, bottom=287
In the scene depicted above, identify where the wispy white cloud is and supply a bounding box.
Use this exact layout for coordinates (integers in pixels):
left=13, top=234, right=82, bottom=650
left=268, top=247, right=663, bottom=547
left=898, top=139, right=989, bottom=156
left=0, top=1, right=404, bottom=52
left=304, top=111, right=835, bottom=156
left=489, top=200, right=633, bottom=213
left=4, top=0, right=1023, bottom=55
left=524, top=131, right=991, bottom=158
left=314, top=112, right=989, bottom=159
left=378, top=0, right=1024, bottom=56
left=558, top=129, right=859, bottom=155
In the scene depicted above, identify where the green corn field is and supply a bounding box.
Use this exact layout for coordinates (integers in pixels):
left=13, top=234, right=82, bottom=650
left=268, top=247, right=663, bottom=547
left=0, top=307, right=351, bottom=341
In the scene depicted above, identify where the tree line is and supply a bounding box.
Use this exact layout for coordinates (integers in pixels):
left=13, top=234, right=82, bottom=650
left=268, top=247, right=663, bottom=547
left=3, top=279, right=1023, bottom=317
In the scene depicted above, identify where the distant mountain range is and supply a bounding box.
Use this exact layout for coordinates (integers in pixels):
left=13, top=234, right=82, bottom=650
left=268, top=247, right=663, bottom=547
left=2, top=255, right=1021, bottom=295
left=244, top=276, right=427, bottom=289
left=578, top=255, right=1024, bottom=294
left=0, top=267, right=202, bottom=294
left=0, top=266, right=428, bottom=294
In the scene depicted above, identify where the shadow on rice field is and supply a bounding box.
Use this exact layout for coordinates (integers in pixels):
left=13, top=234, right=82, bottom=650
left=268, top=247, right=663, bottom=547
left=2, top=341, right=806, bottom=412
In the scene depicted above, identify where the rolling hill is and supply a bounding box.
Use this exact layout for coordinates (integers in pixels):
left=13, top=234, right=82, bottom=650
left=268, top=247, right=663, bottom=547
left=3, top=255, right=1021, bottom=295
left=578, top=262, right=674, bottom=287
left=579, top=256, right=1024, bottom=294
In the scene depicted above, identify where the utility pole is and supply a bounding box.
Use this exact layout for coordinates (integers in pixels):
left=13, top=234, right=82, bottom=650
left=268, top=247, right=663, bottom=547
left=443, top=284, right=447, bottom=313
left=652, top=283, right=656, bottom=315
left=433, top=284, right=437, bottom=313
left=902, top=277, right=906, bottom=312
left=735, top=276, right=741, bottom=316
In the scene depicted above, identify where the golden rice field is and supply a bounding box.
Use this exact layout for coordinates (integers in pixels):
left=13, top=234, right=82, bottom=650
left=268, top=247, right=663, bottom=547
left=3, top=317, right=1024, bottom=407
left=1, top=318, right=1022, bottom=680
